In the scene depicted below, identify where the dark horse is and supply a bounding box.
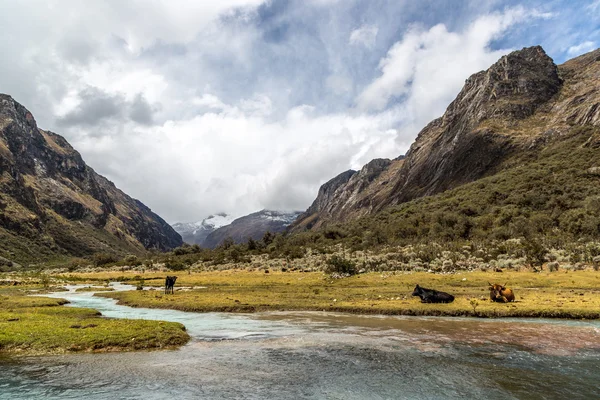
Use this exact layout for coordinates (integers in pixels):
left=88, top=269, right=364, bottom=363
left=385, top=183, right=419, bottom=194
left=412, top=284, right=455, bottom=303
left=165, top=275, right=177, bottom=294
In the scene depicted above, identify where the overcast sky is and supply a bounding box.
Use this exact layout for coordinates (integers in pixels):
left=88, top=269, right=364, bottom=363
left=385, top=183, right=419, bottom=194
left=1, top=0, right=598, bottom=223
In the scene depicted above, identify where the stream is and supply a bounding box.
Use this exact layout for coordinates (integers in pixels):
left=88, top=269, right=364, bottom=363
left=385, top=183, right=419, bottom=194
left=0, top=283, right=599, bottom=399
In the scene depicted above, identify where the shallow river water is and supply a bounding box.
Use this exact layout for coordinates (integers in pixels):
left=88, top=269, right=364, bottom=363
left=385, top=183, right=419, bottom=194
left=1, top=284, right=599, bottom=399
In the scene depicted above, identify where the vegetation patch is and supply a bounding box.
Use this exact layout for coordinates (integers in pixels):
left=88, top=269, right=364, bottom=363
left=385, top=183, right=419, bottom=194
left=93, top=270, right=600, bottom=319
left=74, top=286, right=115, bottom=292
left=0, top=288, right=189, bottom=355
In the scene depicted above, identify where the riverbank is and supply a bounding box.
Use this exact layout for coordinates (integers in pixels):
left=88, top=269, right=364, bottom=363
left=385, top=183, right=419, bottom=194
left=0, top=287, right=190, bottom=355
left=84, top=270, right=600, bottom=319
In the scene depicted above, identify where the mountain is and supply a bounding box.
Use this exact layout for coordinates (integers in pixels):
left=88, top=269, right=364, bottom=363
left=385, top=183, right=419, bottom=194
left=294, top=157, right=405, bottom=230
left=294, top=46, right=600, bottom=231
left=172, top=213, right=234, bottom=245
left=0, top=94, right=182, bottom=265
left=203, top=210, right=302, bottom=249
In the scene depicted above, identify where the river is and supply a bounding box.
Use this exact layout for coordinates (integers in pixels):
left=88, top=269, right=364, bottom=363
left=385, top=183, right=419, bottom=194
left=1, top=283, right=599, bottom=399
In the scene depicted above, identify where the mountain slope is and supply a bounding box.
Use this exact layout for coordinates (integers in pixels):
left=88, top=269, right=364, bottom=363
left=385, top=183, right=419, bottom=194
left=0, top=94, right=182, bottom=265
left=203, top=210, right=302, bottom=249
left=294, top=46, right=600, bottom=231
left=172, top=213, right=234, bottom=245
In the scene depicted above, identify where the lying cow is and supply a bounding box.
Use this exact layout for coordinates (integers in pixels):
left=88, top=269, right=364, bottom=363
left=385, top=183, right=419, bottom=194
left=412, top=284, right=455, bottom=303
left=488, top=282, right=515, bottom=303
left=165, top=275, right=177, bottom=294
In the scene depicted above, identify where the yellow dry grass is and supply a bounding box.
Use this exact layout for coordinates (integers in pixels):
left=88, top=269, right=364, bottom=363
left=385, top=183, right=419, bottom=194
left=62, top=269, right=600, bottom=319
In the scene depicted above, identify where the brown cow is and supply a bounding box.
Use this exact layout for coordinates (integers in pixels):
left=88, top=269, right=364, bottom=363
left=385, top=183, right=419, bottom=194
left=488, top=282, right=515, bottom=303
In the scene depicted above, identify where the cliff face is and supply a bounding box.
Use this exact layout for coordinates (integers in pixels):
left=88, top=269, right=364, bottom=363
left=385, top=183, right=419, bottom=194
left=293, top=158, right=404, bottom=230
left=0, top=94, right=182, bottom=264
left=294, top=46, right=600, bottom=230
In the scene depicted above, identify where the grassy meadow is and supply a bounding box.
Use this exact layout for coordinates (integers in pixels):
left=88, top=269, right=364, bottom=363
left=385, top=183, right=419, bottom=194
left=0, top=286, right=189, bottom=355
left=60, top=269, right=600, bottom=319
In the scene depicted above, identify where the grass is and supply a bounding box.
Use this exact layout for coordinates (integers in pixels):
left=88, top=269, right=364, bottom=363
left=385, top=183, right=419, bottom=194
left=0, top=287, right=189, bottom=355
left=74, top=286, right=115, bottom=292
left=86, top=270, right=600, bottom=319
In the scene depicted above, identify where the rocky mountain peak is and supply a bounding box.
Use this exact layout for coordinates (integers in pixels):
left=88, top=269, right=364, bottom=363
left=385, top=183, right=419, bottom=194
left=0, top=94, right=182, bottom=264
left=202, top=209, right=303, bottom=248
left=294, top=46, right=600, bottom=231
left=442, top=46, right=561, bottom=130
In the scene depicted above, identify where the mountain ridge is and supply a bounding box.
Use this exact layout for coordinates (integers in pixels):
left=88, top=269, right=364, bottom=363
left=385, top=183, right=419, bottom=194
left=293, top=46, right=600, bottom=231
left=172, top=213, right=234, bottom=245
left=0, top=94, right=182, bottom=265
left=202, top=209, right=302, bottom=249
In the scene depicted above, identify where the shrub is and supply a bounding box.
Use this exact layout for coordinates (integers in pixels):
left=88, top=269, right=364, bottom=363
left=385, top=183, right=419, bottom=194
left=67, top=257, right=88, bottom=272
left=324, top=255, right=357, bottom=276
left=124, top=254, right=141, bottom=266
left=93, top=253, right=119, bottom=267
left=164, top=259, right=188, bottom=271
left=547, top=261, right=559, bottom=272
left=522, top=238, right=547, bottom=269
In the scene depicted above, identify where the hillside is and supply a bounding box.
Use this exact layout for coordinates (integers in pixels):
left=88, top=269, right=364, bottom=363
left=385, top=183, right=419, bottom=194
left=203, top=210, right=302, bottom=249
left=0, top=94, right=182, bottom=266
left=294, top=46, right=600, bottom=231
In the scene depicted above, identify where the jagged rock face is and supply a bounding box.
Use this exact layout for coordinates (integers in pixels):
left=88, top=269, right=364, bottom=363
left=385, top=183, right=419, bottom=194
left=203, top=210, right=302, bottom=249
left=293, top=158, right=403, bottom=230
left=295, top=46, right=600, bottom=230
left=387, top=46, right=562, bottom=205
left=0, top=94, right=182, bottom=263
left=294, top=169, right=356, bottom=229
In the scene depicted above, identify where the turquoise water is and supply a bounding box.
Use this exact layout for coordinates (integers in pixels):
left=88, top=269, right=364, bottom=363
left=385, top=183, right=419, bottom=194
left=1, top=284, right=599, bottom=399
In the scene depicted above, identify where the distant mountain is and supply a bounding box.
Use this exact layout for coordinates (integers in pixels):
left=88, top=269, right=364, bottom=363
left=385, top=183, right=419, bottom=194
left=0, top=94, right=182, bottom=265
left=172, top=213, right=234, bottom=245
left=202, top=210, right=302, bottom=249
left=294, top=46, right=600, bottom=231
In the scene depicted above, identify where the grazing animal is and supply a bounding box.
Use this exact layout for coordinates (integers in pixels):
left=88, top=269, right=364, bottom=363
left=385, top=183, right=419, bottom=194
left=412, top=284, right=455, bottom=303
left=488, top=282, right=515, bottom=303
left=165, top=275, right=177, bottom=294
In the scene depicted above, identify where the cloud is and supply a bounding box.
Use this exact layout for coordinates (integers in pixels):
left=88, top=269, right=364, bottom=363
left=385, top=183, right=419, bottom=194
left=356, top=7, right=543, bottom=113
left=57, top=87, right=125, bottom=127
left=349, top=25, right=378, bottom=48
left=129, top=94, right=155, bottom=125
left=567, top=41, right=597, bottom=57
left=1, top=0, right=594, bottom=223
left=56, top=87, right=157, bottom=128
left=71, top=95, right=405, bottom=222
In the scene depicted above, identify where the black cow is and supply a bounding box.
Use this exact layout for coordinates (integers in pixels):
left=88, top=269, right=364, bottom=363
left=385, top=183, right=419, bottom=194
left=412, top=284, right=455, bottom=303
left=165, top=275, right=177, bottom=294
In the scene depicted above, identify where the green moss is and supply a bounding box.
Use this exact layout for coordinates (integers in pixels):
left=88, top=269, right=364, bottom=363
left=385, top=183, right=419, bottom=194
left=0, top=291, right=189, bottom=355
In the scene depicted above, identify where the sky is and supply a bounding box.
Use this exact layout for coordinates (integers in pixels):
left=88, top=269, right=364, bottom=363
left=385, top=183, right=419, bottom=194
left=0, top=0, right=598, bottom=223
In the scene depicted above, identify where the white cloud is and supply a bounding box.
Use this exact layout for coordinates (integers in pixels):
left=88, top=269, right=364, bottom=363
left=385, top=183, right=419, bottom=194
left=589, top=0, right=600, bottom=12
left=349, top=25, right=379, bottom=48
left=0, top=1, right=582, bottom=224
left=567, top=41, right=596, bottom=57
left=71, top=94, right=404, bottom=222
left=356, top=7, right=546, bottom=115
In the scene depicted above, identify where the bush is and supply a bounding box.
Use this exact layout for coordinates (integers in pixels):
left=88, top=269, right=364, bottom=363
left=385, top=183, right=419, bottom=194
left=124, top=254, right=141, bottom=266
left=93, top=253, right=119, bottom=267
left=324, top=255, right=357, bottom=276
left=164, top=259, right=188, bottom=271
left=67, top=257, right=88, bottom=272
